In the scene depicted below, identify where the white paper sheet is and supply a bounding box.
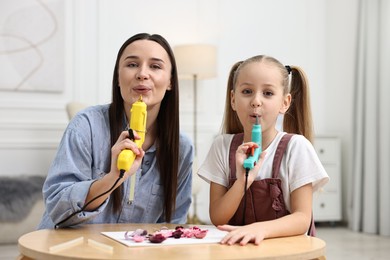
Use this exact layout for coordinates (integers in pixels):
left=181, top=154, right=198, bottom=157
left=101, top=226, right=228, bottom=247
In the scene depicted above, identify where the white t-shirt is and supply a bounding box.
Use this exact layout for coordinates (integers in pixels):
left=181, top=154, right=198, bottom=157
left=197, top=132, right=329, bottom=212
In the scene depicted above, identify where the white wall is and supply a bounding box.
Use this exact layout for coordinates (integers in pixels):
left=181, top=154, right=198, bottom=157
left=325, top=0, right=358, bottom=222
left=0, top=0, right=358, bottom=224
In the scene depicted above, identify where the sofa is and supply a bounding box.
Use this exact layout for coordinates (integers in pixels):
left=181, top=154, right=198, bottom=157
left=0, top=175, right=45, bottom=244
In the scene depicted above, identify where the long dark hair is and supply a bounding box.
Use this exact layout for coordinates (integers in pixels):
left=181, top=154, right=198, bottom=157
left=109, top=33, right=180, bottom=222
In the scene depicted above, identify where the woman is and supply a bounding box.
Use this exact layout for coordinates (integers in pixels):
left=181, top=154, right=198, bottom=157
left=38, top=33, right=193, bottom=229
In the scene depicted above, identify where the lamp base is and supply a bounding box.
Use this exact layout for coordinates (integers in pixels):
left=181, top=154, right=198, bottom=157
left=187, top=191, right=205, bottom=225
left=187, top=213, right=205, bottom=225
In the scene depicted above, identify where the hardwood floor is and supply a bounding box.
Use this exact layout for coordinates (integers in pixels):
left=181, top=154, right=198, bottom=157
left=316, top=225, right=390, bottom=260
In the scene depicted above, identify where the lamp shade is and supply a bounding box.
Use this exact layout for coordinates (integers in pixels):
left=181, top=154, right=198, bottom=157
left=174, top=44, right=217, bottom=79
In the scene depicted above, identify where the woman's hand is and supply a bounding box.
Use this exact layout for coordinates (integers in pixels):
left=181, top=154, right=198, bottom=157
left=110, top=130, right=145, bottom=179
left=217, top=223, right=266, bottom=246
left=85, top=130, right=145, bottom=211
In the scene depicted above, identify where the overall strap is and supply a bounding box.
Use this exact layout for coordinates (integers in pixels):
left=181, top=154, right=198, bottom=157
left=271, top=134, right=294, bottom=178
left=271, top=133, right=316, bottom=236
left=229, top=133, right=244, bottom=179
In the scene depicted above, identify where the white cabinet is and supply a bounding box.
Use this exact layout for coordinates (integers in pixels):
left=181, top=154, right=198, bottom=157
left=312, top=136, right=342, bottom=222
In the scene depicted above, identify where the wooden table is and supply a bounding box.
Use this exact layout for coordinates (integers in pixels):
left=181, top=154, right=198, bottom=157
left=18, top=223, right=326, bottom=260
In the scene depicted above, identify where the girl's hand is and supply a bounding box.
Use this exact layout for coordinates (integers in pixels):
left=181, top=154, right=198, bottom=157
left=110, top=130, right=145, bottom=179
left=217, top=224, right=265, bottom=246
left=235, top=142, right=266, bottom=184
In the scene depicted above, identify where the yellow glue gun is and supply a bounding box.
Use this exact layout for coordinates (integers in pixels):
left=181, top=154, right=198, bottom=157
left=117, top=96, right=147, bottom=175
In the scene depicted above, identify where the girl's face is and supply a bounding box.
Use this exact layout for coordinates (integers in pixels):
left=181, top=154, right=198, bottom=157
left=231, top=61, right=291, bottom=137
left=118, top=39, right=172, bottom=112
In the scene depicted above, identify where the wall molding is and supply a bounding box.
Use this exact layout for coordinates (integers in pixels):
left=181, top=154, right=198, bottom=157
left=0, top=122, right=65, bottom=149
left=0, top=122, right=66, bottom=129
left=0, top=100, right=67, bottom=110
left=0, top=142, right=59, bottom=149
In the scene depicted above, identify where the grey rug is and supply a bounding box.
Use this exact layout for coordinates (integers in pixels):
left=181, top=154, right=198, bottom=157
left=0, top=175, right=45, bottom=222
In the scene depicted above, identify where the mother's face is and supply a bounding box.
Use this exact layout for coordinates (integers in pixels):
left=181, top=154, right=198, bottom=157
left=117, top=39, right=172, bottom=113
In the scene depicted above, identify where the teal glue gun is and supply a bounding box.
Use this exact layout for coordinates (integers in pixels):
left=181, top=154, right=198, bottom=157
left=243, top=116, right=262, bottom=170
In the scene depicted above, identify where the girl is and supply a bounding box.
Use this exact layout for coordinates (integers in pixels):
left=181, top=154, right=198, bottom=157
left=38, top=33, right=193, bottom=229
left=198, top=55, right=328, bottom=245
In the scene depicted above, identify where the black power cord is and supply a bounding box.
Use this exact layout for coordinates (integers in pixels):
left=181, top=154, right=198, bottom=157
left=242, top=167, right=249, bottom=226
left=55, top=128, right=135, bottom=228
left=54, top=170, right=125, bottom=229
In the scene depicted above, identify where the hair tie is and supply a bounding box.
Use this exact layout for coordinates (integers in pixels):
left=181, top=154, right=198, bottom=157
left=285, top=65, right=292, bottom=74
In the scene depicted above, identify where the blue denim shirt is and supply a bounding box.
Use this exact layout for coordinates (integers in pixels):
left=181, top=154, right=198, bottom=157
left=38, top=104, right=193, bottom=229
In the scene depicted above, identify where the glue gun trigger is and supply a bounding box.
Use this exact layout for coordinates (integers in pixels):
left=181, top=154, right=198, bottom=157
left=128, top=129, right=135, bottom=141
left=246, top=146, right=255, bottom=157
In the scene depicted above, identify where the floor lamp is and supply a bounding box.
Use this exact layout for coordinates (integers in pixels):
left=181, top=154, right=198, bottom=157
left=174, top=44, right=217, bottom=224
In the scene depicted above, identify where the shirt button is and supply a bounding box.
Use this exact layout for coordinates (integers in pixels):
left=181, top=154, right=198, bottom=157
left=145, top=160, right=150, bottom=166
